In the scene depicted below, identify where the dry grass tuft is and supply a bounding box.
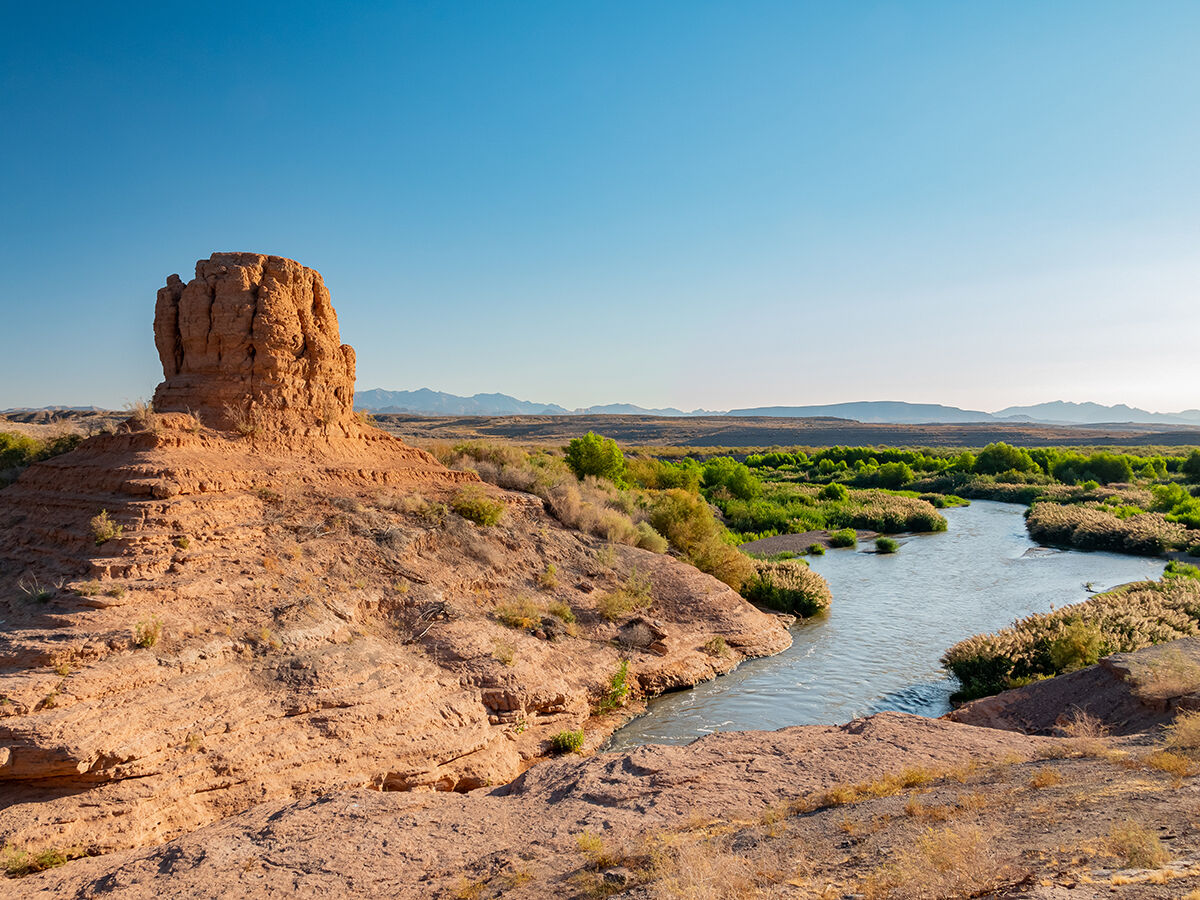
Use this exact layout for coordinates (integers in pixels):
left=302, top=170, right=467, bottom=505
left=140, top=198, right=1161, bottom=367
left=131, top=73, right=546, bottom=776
left=861, top=822, right=1015, bottom=899
left=1163, top=709, right=1200, bottom=757
left=495, top=597, right=543, bottom=630
left=1107, top=820, right=1169, bottom=869
left=1028, top=767, right=1063, bottom=788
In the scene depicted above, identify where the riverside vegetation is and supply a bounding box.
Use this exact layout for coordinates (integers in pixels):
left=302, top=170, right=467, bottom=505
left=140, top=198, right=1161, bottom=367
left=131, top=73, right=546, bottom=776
left=434, top=433, right=964, bottom=620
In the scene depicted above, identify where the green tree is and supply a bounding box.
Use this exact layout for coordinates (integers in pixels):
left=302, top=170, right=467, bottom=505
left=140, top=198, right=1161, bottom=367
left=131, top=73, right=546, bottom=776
left=1183, top=449, right=1200, bottom=482
left=564, top=432, right=625, bottom=482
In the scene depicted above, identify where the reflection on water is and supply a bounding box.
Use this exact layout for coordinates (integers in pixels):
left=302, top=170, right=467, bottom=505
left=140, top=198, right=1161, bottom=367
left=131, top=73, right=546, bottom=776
left=606, top=500, right=1162, bottom=750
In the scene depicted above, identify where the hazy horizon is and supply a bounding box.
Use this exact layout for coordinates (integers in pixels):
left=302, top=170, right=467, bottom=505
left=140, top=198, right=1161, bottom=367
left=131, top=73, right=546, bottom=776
left=2, top=3, right=1197, bottom=411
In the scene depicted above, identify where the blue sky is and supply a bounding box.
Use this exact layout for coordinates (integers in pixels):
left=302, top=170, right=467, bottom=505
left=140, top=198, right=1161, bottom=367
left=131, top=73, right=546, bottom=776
left=2, top=2, right=1197, bottom=412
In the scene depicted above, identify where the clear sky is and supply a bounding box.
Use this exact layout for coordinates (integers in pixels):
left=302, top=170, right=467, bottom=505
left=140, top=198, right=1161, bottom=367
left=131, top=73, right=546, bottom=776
left=2, top=2, right=1197, bottom=413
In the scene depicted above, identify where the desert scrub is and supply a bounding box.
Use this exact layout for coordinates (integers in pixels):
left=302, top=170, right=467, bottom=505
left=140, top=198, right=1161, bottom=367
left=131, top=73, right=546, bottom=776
left=90, top=509, right=123, bottom=545
left=874, top=536, right=899, bottom=553
left=492, top=639, right=515, bottom=666
left=550, top=728, right=585, bottom=754
left=703, top=635, right=730, bottom=657
left=2, top=844, right=87, bottom=877
left=1107, top=821, right=1169, bottom=869
left=943, top=577, right=1200, bottom=701
left=495, top=597, right=543, bottom=630
left=451, top=485, right=505, bottom=526
left=828, top=528, right=857, bottom=548
left=741, top=558, right=832, bottom=617
left=546, top=600, right=575, bottom=624
left=537, top=562, right=557, bottom=590
left=596, top=571, right=653, bottom=621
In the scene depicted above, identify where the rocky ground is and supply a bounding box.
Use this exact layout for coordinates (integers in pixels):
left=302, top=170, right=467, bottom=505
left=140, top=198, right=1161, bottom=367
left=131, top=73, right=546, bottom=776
left=0, top=254, right=788, bottom=863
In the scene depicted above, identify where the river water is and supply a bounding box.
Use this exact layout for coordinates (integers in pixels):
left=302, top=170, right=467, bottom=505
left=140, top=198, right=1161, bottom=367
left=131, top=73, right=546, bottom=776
left=606, top=500, right=1162, bottom=750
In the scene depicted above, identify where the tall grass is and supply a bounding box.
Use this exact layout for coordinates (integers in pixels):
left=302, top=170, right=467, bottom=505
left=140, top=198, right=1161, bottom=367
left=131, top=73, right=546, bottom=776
left=942, top=577, right=1200, bottom=700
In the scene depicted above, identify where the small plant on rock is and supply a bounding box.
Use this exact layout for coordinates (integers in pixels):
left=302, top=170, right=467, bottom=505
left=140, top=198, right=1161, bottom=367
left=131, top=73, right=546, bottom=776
left=134, top=616, right=162, bottom=649
left=90, top=510, right=123, bottom=545
left=704, top=635, right=730, bottom=657
left=537, top=563, right=558, bottom=590
left=551, top=728, right=585, bottom=754
left=875, top=536, right=899, bottom=554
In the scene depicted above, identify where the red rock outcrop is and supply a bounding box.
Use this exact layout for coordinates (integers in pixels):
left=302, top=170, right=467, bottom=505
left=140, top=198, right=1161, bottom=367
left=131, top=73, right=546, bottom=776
left=153, top=253, right=357, bottom=439
left=0, top=254, right=791, bottom=861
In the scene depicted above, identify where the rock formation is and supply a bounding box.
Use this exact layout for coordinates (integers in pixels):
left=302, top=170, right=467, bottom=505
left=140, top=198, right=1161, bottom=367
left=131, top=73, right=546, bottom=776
left=153, top=253, right=357, bottom=438
left=0, top=254, right=791, bottom=861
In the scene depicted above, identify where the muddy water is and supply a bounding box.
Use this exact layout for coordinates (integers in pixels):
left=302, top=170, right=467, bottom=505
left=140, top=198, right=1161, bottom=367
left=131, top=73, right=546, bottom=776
left=606, top=500, right=1162, bottom=750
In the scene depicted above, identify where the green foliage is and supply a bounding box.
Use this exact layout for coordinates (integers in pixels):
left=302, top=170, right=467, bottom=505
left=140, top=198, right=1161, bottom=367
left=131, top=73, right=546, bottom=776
left=943, top=578, right=1200, bottom=701
left=550, top=728, right=585, bottom=754
left=819, top=482, right=848, bottom=501
left=90, top=509, right=123, bottom=545
left=701, top=456, right=759, bottom=500
left=564, top=431, right=625, bottom=482
left=973, top=442, right=1038, bottom=476
left=807, top=542, right=825, bottom=556
left=874, top=461, right=914, bottom=489
left=624, top=456, right=701, bottom=492
left=594, top=659, right=631, bottom=714
left=874, top=536, right=899, bottom=554
left=451, top=485, right=505, bottom=526
left=1183, top=449, right=1200, bottom=481
left=1048, top=619, right=1103, bottom=671
left=1165, top=560, right=1200, bottom=581
left=828, top=528, right=857, bottom=548
left=646, top=489, right=754, bottom=589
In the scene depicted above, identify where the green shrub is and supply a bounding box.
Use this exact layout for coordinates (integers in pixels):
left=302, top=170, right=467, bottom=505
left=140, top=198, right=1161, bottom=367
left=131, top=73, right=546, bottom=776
left=741, top=559, right=832, bottom=617
left=702, top=457, right=760, bottom=500
left=564, top=432, right=625, bottom=482
left=807, top=543, right=825, bottom=556
left=451, top=485, right=505, bottom=526
left=550, top=728, right=585, bottom=754
left=819, top=482, right=849, bottom=501
left=828, top=528, right=857, bottom=548
left=594, top=659, right=631, bottom=714
left=703, top=635, right=730, bottom=657
left=874, top=536, right=899, bottom=554
left=647, top=489, right=754, bottom=589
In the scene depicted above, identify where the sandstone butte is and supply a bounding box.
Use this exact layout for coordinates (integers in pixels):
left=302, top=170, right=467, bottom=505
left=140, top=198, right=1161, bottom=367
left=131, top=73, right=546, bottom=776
left=0, top=253, right=792, bottom=862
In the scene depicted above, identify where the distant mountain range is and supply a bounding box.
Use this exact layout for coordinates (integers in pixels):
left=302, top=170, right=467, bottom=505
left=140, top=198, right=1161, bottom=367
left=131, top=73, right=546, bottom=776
left=353, top=388, right=717, bottom=417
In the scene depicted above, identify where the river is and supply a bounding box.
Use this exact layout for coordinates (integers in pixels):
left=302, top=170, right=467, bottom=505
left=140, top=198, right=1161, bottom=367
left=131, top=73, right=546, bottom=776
left=606, top=500, right=1162, bottom=750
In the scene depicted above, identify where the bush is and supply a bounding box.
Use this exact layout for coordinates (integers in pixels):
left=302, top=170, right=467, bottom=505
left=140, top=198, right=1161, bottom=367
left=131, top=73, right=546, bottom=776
left=828, top=528, right=857, bottom=548
left=1048, top=618, right=1102, bottom=671
left=647, top=489, right=754, bottom=589
left=550, top=728, right=585, bottom=754
left=807, top=543, right=825, bottom=556
left=875, top=462, right=914, bottom=490
left=564, top=432, right=625, bottom=482
left=451, top=485, right=505, bottom=526
left=702, top=457, right=759, bottom=500
left=874, top=536, right=899, bottom=554
left=819, top=482, right=849, bottom=501
left=90, top=509, right=123, bottom=545
left=495, top=598, right=542, bottom=630
left=741, top=559, right=832, bottom=617
left=134, top=617, right=162, bottom=649
left=596, top=571, right=653, bottom=621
